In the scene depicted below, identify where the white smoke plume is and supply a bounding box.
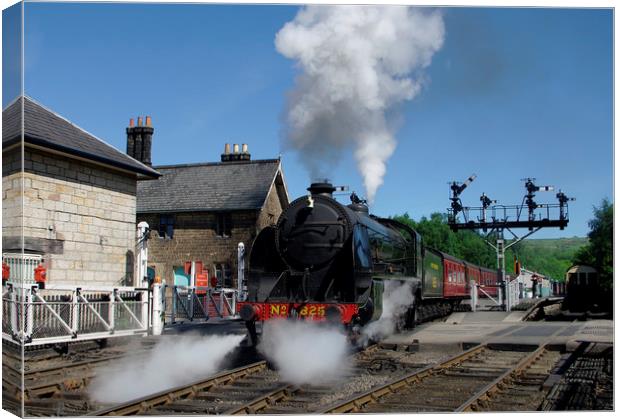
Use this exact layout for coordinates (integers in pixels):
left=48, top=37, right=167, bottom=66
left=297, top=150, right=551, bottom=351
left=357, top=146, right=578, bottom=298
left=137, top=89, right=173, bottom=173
left=258, top=320, right=351, bottom=385
left=361, top=281, right=414, bottom=343
left=89, top=334, right=244, bottom=404
left=276, top=5, right=445, bottom=202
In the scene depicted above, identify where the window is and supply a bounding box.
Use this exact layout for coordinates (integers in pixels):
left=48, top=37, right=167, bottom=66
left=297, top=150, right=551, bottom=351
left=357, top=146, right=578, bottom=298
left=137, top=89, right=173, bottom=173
left=214, top=263, right=232, bottom=287
left=216, top=213, right=232, bottom=237
left=353, top=226, right=371, bottom=269
left=158, top=215, right=174, bottom=239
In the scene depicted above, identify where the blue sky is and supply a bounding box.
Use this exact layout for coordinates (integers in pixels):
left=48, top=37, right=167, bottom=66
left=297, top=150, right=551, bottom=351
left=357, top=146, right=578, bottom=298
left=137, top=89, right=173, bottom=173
left=3, top=3, right=613, bottom=239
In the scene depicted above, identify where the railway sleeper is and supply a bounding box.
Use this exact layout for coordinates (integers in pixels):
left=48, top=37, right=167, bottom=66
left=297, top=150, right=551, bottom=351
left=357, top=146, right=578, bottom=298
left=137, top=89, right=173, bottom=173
left=443, top=371, right=508, bottom=379
left=367, top=402, right=450, bottom=413
left=195, top=390, right=277, bottom=402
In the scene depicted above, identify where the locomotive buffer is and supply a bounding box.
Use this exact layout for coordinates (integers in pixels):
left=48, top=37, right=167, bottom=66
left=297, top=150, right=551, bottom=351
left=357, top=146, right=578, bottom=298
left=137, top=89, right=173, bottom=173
left=447, top=175, right=574, bottom=311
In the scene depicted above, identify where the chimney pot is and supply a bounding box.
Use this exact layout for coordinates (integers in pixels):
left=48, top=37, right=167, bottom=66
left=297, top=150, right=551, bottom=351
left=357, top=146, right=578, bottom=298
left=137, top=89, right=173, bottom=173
left=242, top=143, right=248, bottom=153
left=126, top=115, right=153, bottom=167
left=233, top=144, right=240, bottom=154
left=224, top=143, right=231, bottom=154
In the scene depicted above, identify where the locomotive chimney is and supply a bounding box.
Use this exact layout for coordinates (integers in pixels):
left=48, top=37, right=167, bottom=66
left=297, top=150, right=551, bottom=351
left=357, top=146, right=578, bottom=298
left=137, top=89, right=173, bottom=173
left=307, top=182, right=336, bottom=197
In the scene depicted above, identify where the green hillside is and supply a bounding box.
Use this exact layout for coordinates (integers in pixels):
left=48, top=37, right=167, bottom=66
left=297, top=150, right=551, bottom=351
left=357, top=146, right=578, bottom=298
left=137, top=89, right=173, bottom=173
left=512, top=237, right=588, bottom=281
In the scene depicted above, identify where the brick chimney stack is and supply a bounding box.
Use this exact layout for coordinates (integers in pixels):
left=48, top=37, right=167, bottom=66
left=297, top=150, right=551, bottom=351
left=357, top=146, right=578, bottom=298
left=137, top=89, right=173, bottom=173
left=221, top=143, right=251, bottom=163
left=126, top=115, right=154, bottom=167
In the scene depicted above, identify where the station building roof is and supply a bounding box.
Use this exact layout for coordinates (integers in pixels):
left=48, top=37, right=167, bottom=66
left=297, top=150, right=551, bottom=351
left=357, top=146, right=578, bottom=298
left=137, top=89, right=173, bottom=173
left=2, top=96, right=160, bottom=178
left=137, top=159, right=287, bottom=213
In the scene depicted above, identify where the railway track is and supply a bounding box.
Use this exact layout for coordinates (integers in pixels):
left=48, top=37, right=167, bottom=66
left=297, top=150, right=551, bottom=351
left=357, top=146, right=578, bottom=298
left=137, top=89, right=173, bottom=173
left=2, top=340, right=158, bottom=416
left=4, top=337, right=610, bottom=415
left=541, top=343, right=613, bottom=411
left=324, top=344, right=545, bottom=413
left=90, top=343, right=430, bottom=416
left=3, top=346, right=154, bottom=401
left=456, top=345, right=564, bottom=412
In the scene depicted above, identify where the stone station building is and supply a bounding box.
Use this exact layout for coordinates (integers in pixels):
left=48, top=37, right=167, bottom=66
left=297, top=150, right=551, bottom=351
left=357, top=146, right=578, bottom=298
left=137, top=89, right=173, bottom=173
left=135, top=144, right=289, bottom=288
left=2, top=96, right=160, bottom=286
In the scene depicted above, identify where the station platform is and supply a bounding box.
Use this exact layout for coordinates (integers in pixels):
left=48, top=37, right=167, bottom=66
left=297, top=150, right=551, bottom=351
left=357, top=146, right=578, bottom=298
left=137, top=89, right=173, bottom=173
left=386, top=313, right=613, bottom=349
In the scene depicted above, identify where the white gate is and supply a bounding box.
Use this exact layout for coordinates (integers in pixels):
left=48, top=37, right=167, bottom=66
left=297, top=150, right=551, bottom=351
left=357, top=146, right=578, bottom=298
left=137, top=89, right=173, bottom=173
left=2, top=282, right=149, bottom=346
left=164, top=286, right=239, bottom=326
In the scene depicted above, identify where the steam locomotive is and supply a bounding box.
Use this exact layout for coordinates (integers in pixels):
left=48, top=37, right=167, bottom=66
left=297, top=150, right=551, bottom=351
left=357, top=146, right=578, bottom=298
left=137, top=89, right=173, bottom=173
left=238, top=182, right=499, bottom=344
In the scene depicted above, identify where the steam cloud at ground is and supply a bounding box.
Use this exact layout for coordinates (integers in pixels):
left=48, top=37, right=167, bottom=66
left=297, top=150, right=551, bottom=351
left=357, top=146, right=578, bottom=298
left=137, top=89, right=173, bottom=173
left=89, top=334, right=244, bottom=404
left=259, top=320, right=351, bottom=385
left=361, top=281, right=414, bottom=344
left=276, top=5, right=445, bottom=202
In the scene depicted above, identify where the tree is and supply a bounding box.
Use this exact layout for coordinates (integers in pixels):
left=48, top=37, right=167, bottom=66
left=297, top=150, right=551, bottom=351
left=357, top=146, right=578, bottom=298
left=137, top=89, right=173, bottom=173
left=572, top=199, right=613, bottom=290
left=392, top=212, right=496, bottom=270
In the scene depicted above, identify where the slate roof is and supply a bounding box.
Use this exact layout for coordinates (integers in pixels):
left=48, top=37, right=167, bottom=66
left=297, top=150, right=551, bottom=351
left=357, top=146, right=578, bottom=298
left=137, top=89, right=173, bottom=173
left=137, top=159, right=283, bottom=213
left=2, top=96, right=160, bottom=178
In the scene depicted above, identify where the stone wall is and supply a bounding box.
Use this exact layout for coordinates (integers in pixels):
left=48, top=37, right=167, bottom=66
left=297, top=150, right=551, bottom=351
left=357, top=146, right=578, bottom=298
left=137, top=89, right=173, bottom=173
left=257, top=180, right=287, bottom=230
left=2, top=147, right=139, bottom=286
left=2, top=148, right=22, bottom=240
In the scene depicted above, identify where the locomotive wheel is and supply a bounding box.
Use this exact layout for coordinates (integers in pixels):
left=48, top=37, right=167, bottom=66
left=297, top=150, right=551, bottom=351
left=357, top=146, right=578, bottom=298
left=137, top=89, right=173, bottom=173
left=245, top=321, right=258, bottom=347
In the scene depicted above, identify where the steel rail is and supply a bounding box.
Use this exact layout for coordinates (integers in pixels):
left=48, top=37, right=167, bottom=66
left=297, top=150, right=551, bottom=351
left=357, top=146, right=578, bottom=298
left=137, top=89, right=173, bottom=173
left=224, top=385, right=299, bottom=415
left=322, top=344, right=487, bottom=414
left=89, top=361, right=267, bottom=416
left=454, top=344, right=549, bottom=412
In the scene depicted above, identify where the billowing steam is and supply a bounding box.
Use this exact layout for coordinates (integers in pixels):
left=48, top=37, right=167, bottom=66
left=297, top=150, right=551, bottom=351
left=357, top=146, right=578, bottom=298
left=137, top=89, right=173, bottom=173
left=259, top=320, right=351, bottom=385
left=276, top=6, right=445, bottom=202
left=361, top=281, right=414, bottom=344
left=89, top=334, right=244, bottom=404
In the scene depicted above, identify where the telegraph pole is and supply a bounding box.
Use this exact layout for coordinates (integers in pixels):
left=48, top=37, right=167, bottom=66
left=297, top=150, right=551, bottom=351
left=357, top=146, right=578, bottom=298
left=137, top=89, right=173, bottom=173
left=448, top=176, right=574, bottom=312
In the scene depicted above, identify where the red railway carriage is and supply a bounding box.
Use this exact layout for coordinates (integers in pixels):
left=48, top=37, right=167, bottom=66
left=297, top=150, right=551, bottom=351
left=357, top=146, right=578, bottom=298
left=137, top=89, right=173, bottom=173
left=464, top=262, right=481, bottom=288
left=441, top=253, right=469, bottom=298
left=479, top=266, right=499, bottom=297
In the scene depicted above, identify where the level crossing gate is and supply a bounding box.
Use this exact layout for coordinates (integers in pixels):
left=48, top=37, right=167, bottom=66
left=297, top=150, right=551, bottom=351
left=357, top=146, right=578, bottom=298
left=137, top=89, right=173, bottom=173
left=2, top=282, right=149, bottom=346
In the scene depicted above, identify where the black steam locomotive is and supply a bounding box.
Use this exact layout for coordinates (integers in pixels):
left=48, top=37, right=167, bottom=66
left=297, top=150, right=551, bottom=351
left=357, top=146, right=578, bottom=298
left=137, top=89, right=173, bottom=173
left=238, top=181, right=492, bottom=344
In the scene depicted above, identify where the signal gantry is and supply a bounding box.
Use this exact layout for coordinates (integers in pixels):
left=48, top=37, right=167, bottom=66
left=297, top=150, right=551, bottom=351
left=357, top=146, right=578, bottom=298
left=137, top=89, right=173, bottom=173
left=446, top=175, right=574, bottom=312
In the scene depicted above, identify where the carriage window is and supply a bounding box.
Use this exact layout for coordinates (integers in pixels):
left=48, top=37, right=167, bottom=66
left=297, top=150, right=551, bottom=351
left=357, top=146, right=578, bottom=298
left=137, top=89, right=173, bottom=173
left=353, top=226, right=371, bottom=269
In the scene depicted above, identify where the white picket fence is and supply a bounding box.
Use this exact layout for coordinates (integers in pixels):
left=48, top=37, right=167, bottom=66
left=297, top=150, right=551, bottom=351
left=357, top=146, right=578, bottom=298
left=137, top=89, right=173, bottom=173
left=2, top=282, right=149, bottom=346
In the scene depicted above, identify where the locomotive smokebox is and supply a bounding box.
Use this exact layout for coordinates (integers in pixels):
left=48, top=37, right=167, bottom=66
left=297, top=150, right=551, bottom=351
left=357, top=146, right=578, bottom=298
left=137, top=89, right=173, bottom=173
left=307, top=182, right=336, bottom=197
